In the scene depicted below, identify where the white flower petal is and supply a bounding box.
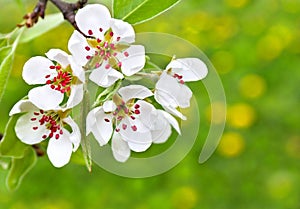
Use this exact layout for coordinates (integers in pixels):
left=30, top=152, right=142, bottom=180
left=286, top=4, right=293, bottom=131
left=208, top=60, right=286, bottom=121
left=166, top=58, right=208, bottom=82
left=47, top=133, right=73, bottom=168
left=119, top=117, right=152, bottom=146
left=110, top=18, right=135, bottom=43
left=111, top=132, right=130, bottom=162
left=9, top=99, right=37, bottom=116
left=66, top=84, right=83, bottom=109
left=68, top=56, right=85, bottom=82
left=118, top=45, right=145, bottom=76
left=127, top=141, right=152, bottom=152
left=89, top=66, right=124, bottom=88
left=151, top=121, right=171, bottom=144
left=22, top=56, right=56, bottom=85
left=68, top=30, right=91, bottom=66
left=75, top=4, right=111, bottom=37
left=15, top=112, right=48, bottom=145
left=118, top=85, right=153, bottom=102
left=103, top=100, right=116, bottom=112
left=45, top=49, right=70, bottom=68
left=158, top=110, right=181, bottom=134
left=163, top=105, right=187, bottom=120
left=28, top=86, right=63, bottom=110
left=155, top=72, right=192, bottom=108
left=86, top=106, right=101, bottom=135
left=86, top=107, right=113, bottom=146
left=134, top=100, right=155, bottom=128
left=63, top=116, right=81, bottom=151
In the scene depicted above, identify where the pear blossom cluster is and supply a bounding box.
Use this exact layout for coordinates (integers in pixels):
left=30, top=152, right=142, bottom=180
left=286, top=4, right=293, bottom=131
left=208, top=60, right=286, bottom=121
left=10, top=4, right=208, bottom=168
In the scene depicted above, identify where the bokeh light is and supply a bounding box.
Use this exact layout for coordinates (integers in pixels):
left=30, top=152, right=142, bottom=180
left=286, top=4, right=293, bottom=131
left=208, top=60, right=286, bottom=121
left=217, top=132, right=245, bottom=157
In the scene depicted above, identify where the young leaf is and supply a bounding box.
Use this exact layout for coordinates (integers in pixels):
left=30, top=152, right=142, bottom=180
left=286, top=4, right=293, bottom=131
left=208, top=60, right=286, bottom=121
left=0, top=29, right=22, bottom=103
left=20, top=13, right=64, bottom=43
left=0, top=46, right=12, bottom=64
left=0, top=115, right=28, bottom=158
left=113, top=0, right=181, bottom=25
left=6, top=147, right=37, bottom=191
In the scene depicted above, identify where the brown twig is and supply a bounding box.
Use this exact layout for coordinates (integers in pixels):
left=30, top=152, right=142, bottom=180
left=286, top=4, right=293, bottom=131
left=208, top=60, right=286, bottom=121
left=18, top=0, right=88, bottom=33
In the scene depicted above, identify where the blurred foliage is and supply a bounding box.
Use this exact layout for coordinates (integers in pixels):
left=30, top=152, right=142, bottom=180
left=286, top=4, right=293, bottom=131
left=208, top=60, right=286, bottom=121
left=0, top=0, right=300, bottom=208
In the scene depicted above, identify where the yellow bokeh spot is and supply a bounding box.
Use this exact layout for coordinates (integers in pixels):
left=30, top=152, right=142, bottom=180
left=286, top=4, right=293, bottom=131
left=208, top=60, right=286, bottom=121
left=256, top=34, right=283, bottom=61
left=227, top=103, right=256, bottom=128
left=211, top=51, right=235, bottom=74
left=172, top=187, right=198, bottom=209
left=239, top=74, right=266, bottom=99
left=212, top=15, right=238, bottom=43
left=224, top=0, right=249, bottom=8
left=205, top=102, right=227, bottom=124
left=218, top=132, right=245, bottom=157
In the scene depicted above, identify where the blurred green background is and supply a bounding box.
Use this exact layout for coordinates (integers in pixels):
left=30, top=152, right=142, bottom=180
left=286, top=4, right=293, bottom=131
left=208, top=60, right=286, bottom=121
left=1, top=0, right=300, bottom=208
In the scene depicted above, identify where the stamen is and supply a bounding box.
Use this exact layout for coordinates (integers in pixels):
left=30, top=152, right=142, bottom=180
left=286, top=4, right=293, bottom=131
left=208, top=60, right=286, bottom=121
left=31, top=118, right=37, bottom=121
left=124, top=51, right=129, bottom=57
left=99, top=28, right=103, bottom=32
left=45, top=75, right=51, bottom=79
left=122, top=124, right=127, bottom=130
left=88, top=30, right=93, bottom=35
left=134, top=109, right=140, bottom=114
left=117, top=37, right=121, bottom=41
left=116, top=128, right=120, bottom=132
left=86, top=55, right=92, bottom=60
left=105, top=64, right=110, bottom=69
left=179, top=80, right=185, bottom=84
left=110, top=31, right=114, bottom=37
left=49, top=65, right=55, bottom=69
left=130, top=116, right=136, bottom=120
left=134, top=104, right=140, bottom=109
left=104, top=118, right=110, bottom=122
left=32, top=126, right=38, bottom=130
left=131, top=125, right=137, bottom=131
left=85, top=46, right=91, bottom=51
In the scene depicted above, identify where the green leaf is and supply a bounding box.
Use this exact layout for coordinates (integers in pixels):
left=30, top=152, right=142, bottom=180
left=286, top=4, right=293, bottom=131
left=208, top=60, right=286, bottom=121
left=0, top=45, right=12, bottom=64
left=113, top=0, right=181, bottom=25
left=0, top=38, right=8, bottom=48
left=6, top=147, right=37, bottom=191
left=20, top=13, right=64, bottom=43
left=0, top=115, right=28, bottom=158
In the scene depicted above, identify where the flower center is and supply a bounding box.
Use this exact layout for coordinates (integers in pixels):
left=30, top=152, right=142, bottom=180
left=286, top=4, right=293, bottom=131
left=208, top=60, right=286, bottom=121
left=103, top=94, right=141, bottom=132
left=173, top=73, right=185, bottom=84
left=45, top=65, right=74, bottom=94
left=30, top=110, right=66, bottom=140
left=85, top=28, right=130, bottom=70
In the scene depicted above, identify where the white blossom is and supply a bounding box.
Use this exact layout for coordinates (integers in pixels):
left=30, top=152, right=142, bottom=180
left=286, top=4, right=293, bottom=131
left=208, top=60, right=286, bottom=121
left=86, top=85, right=180, bottom=162
left=154, top=58, right=208, bottom=119
left=68, top=4, right=145, bottom=88
left=22, top=49, right=85, bottom=110
left=9, top=99, right=81, bottom=168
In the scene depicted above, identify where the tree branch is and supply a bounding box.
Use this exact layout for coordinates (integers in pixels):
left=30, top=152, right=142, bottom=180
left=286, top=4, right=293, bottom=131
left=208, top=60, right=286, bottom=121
left=18, top=0, right=88, bottom=33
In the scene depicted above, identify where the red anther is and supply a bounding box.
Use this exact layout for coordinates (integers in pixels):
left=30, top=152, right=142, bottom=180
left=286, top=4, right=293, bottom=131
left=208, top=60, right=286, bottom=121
left=130, top=116, right=135, bottom=120
left=104, top=118, right=110, bottom=122
left=88, top=30, right=93, bottom=35
left=117, top=116, right=123, bottom=121
left=95, top=51, right=99, bottom=56
left=131, top=125, right=137, bottom=131
left=122, top=124, right=127, bottom=130
left=105, top=64, right=110, bottom=69
left=134, top=104, right=140, bottom=109
left=110, top=31, right=114, bottom=37
left=60, top=130, right=63, bottom=135
left=85, top=46, right=91, bottom=51
left=49, top=132, right=53, bottom=138
left=134, top=109, right=140, bottom=114
left=124, top=51, right=129, bottom=57
left=55, top=65, right=61, bottom=70
left=117, top=37, right=121, bottom=41
left=86, top=55, right=91, bottom=60
left=42, top=135, right=47, bottom=139
left=179, top=80, right=185, bottom=84
left=118, top=62, right=122, bottom=67
left=45, top=75, right=51, bottom=79
left=97, top=38, right=101, bottom=43
left=116, top=128, right=120, bottom=132
left=46, top=80, right=51, bottom=84
left=95, top=63, right=100, bottom=68
left=49, top=65, right=55, bottom=69
left=55, top=134, right=60, bottom=139
left=34, top=112, right=40, bottom=116
left=31, top=118, right=37, bottom=121
left=99, top=28, right=103, bottom=32
left=114, top=52, right=118, bottom=56
left=40, top=110, right=44, bottom=114
left=32, top=126, right=38, bottom=130
left=50, top=85, right=55, bottom=89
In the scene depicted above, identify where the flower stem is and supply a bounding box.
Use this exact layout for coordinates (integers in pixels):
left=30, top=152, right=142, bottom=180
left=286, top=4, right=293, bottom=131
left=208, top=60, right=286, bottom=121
left=79, top=81, right=92, bottom=172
